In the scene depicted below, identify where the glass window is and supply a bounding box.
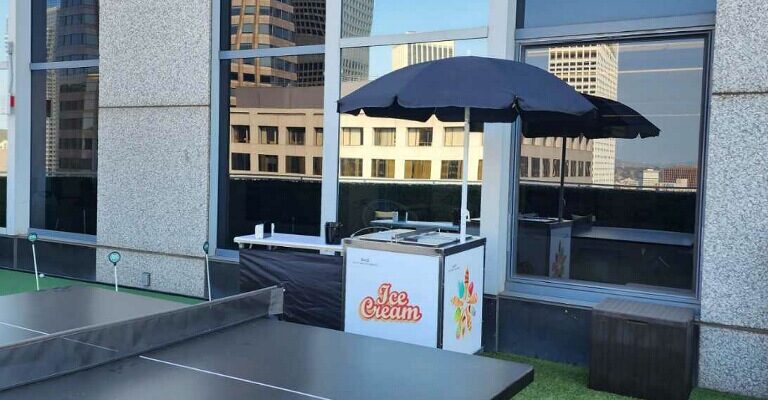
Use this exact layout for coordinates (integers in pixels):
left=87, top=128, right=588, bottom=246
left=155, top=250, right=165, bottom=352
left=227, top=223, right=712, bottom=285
left=30, top=67, right=99, bottom=234
left=0, top=2, right=8, bottom=226
left=225, top=0, right=324, bottom=50
left=287, top=127, right=306, bottom=145
left=342, top=127, right=363, bottom=146
left=32, top=0, right=100, bottom=62
left=531, top=157, right=541, bottom=178
left=373, top=128, right=396, bottom=146
left=371, top=159, right=395, bottom=179
left=338, top=39, right=486, bottom=237
left=515, top=37, right=707, bottom=293
left=340, top=158, right=363, bottom=177
left=285, top=156, right=306, bottom=174
left=259, top=126, right=279, bottom=144
left=231, top=153, right=251, bottom=171
left=444, top=127, right=464, bottom=147
left=258, top=154, right=279, bottom=172
left=218, top=55, right=324, bottom=249
left=232, top=125, right=250, bottom=143
left=516, top=0, right=716, bottom=29
left=404, top=160, right=432, bottom=180
left=407, top=128, right=433, bottom=147
left=341, top=0, right=488, bottom=38
left=440, top=160, right=463, bottom=180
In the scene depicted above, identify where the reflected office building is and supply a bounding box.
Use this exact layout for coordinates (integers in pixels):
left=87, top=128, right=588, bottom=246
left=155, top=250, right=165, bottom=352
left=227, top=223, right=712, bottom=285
left=29, top=0, right=99, bottom=234
left=520, top=43, right=618, bottom=187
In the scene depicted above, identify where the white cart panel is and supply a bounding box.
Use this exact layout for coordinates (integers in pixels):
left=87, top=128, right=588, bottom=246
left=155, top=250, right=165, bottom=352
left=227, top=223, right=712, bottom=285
left=442, top=245, right=484, bottom=353
left=344, top=247, right=440, bottom=347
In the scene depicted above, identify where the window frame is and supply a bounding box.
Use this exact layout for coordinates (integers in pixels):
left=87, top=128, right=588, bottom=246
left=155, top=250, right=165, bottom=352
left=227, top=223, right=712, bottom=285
left=508, top=28, right=715, bottom=305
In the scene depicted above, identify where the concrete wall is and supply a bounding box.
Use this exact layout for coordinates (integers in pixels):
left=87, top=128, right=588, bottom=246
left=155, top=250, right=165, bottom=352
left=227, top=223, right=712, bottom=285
left=699, top=0, right=768, bottom=397
left=96, top=0, right=212, bottom=297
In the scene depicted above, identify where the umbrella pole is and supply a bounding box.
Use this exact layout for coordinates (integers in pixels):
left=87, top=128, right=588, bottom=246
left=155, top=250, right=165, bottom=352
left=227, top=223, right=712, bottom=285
left=460, top=107, right=471, bottom=243
left=558, top=136, right=567, bottom=221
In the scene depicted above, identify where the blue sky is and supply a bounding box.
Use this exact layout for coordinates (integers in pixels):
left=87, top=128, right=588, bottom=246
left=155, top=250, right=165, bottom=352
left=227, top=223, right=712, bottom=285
left=363, top=0, right=488, bottom=37
left=525, top=38, right=705, bottom=167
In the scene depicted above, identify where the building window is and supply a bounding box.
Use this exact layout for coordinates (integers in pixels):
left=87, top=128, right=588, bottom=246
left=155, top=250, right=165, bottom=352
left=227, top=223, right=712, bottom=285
left=286, top=156, right=306, bottom=174
left=220, top=55, right=324, bottom=248
left=342, top=127, right=363, bottom=146
left=231, top=153, right=251, bottom=171
left=258, top=155, right=279, bottom=173
left=259, top=126, right=279, bottom=144
left=520, top=157, right=529, bottom=178
left=404, top=160, right=432, bottom=179
left=232, top=125, right=250, bottom=143
left=340, top=158, right=363, bottom=177
left=370, top=159, right=395, bottom=178
left=444, top=127, right=464, bottom=146
left=478, top=160, right=483, bottom=181
left=30, top=67, right=99, bottom=235
left=337, top=39, right=487, bottom=238
left=373, top=128, right=396, bottom=146
left=542, top=158, right=551, bottom=178
left=441, top=160, right=463, bottom=180
left=287, top=127, right=306, bottom=145
left=407, top=128, right=433, bottom=146
left=531, top=157, right=541, bottom=178
left=515, top=36, right=708, bottom=293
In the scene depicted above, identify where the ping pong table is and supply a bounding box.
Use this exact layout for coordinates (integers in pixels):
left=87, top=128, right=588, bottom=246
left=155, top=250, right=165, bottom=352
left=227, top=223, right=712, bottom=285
left=0, top=286, right=532, bottom=399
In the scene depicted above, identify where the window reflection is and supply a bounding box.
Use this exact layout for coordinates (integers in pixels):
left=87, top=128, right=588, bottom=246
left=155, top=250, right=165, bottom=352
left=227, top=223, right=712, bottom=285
left=220, top=55, right=324, bottom=248
left=516, top=37, right=706, bottom=293
left=32, top=0, right=100, bottom=62
left=341, top=0, right=488, bottom=38
left=30, top=68, right=99, bottom=234
left=0, top=2, right=8, bottom=226
left=227, top=0, right=325, bottom=51
left=338, top=39, right=486, bottom=237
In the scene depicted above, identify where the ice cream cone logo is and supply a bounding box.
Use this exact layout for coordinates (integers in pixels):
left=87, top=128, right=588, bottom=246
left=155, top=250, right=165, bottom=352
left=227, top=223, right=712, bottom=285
left=450, top=268, right=478, bottom=339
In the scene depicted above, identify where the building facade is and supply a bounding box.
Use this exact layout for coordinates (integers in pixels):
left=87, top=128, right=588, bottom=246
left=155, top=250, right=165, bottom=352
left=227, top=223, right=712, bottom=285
left=2, top=0, right=766, bottom=397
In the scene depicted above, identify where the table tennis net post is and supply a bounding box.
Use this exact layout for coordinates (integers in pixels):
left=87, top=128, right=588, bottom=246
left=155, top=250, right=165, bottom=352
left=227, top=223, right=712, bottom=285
left=0, top=286, right=284, bottom=392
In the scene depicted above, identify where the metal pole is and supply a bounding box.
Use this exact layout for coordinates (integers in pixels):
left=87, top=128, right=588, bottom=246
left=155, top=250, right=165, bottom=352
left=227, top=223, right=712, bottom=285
left=31, top=243, right=39, bottom=291
left=113, top=264, right=118, bottom=292
left=459, top=107, right=471, bottom=243
left=205, top=253, right=212, bottom=301
left=558, top=136, right=567, bottom=221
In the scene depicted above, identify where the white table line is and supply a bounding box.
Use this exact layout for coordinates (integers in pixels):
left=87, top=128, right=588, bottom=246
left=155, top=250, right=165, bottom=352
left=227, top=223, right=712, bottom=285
left=0, top=321, right=49, bottom=335
left=139, top=355, right=333, bottom=400
left=0, top=321, right=117, bottom=352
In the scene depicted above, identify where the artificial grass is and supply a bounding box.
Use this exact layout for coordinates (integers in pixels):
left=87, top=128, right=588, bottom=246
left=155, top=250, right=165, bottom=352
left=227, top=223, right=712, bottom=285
left=0, top=268, right=201, bottom=304
left=485, top=353, right=757, bottom=400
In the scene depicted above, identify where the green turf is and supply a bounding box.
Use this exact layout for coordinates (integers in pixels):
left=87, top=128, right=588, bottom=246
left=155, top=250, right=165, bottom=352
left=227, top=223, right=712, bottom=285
left=485, top=353, right=757, bottom=400
left=0, top=268, right=201, bottom=304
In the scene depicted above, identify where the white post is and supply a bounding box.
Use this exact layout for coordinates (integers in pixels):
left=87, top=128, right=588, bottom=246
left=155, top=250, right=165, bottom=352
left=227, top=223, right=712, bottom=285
left=113, top=265, right=119, bottom=292
left=31, top=243, right=40, bottom=291
left=460, top=107, right=471, bottom=243
left=205, top=253, right=212, bottom=301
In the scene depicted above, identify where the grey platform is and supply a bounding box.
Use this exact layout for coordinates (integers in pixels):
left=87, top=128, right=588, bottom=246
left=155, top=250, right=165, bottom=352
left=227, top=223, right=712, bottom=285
left=0, top=286, right=533, bottom=400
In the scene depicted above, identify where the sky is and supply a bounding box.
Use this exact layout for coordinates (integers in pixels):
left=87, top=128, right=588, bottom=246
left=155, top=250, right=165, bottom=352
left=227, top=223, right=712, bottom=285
left=524, top=38, right=705, bottom=167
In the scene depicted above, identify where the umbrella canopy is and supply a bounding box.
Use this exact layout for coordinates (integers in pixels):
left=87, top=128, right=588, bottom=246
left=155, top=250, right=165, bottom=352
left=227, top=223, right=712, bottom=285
left=337, top=56, right=598, bottom=242
left=522, top=94, right=660, bottom=139
left=520, top=94, right=661, bottom=221
left=338, top=56, right=596, bottom=123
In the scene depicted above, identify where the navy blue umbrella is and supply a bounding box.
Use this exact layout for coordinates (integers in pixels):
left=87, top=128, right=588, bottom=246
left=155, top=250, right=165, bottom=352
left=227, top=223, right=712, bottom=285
left=338, top=56, right=596, bottom=240
left=522, top=94, right=661, bottom=220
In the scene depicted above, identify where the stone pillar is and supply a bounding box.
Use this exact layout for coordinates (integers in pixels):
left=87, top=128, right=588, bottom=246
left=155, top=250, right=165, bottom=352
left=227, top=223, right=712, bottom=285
left=699, top=1, right=768, bottom=397
left=96, top=0, right=212, bottom=297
